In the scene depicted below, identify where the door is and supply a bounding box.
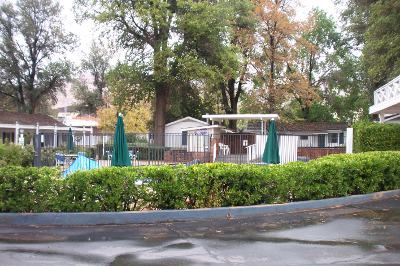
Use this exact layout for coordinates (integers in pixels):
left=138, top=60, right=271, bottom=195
left=318, top=134, right=326, bottom=148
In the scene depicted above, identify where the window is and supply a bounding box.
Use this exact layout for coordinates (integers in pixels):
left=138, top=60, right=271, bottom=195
left=328, top=133, right=338, bottom=144
left=300, top=135, right=308, bottom=140
left=182, top=131, right=187, bottom=146
left=2, top=132, right=15, bottom=143
left=339, top=132, right=344, bottom=144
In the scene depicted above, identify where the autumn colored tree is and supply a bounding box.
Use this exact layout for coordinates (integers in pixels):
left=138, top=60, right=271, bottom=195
left=97, top=104, right=151, bottom=133
left=244, top=0, right=315, bottom=114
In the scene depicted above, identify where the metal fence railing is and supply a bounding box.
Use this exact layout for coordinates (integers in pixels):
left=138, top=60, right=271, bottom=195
left=36, top=132, right=347, bottom=169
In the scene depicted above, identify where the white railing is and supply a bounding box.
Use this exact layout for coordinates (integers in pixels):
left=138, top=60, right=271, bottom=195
left=374, top=75, right=400, bottom=105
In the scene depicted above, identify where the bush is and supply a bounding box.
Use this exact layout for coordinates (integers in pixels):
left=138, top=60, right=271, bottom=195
left=0, top=151, right=399, bottom=212
left=354, top=122, right=400, bottom=152
left=0, top=143, right=34, bottom=167
left=0, top=166, right=60, bottom=212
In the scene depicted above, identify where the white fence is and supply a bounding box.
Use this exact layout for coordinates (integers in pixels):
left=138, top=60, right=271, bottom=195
left=246, top=135, right=299, bottom=164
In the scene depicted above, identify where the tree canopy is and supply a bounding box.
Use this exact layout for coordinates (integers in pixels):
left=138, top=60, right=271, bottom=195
left=0, top=0, right=75, bottom=114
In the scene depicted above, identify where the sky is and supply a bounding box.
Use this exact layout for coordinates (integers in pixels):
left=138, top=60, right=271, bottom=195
left=61, top=0, right=340, bottom=66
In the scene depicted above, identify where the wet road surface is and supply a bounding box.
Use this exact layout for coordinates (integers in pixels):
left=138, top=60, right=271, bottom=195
left=0, top=196, right=399, bottom=265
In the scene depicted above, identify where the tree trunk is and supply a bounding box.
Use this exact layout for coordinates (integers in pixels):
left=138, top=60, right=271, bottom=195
left=153, top=85, right=169, bottom=145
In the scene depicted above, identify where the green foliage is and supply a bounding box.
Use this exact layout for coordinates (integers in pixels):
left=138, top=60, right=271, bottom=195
left=72, top=80, right=104, bottom=115
left=59, top=167, right=148, bottom=212
left=0, top=166, right=60, bottom=212
left=0, top=0, right=75, bottom=113
left=363, top=0, right=400, bottom=87
left=0, top=144, right=34, bottom=167
left=354, top=122, right=400, bottom=152
left=307, top=102, right=335, bottom=122
left=1, top=151, right=399, bottom=212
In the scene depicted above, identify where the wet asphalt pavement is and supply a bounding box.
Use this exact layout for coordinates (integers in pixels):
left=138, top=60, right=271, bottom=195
left=0, top=196, right=399, bottom=265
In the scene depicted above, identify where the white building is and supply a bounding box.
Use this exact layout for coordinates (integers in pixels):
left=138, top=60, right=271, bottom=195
left=164, top=116, right=209, bottom=148
left=369, top=75, right=400, bottom=123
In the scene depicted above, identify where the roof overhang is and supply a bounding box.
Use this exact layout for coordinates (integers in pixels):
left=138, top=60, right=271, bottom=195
left=0, top=123, right=92, bottom=132
left=202, top=114, right=279, bottom=122
left=369, top=96, right=400, bottom=114
left=184, top=125, right=224, bottom=131
left=165, top=116, right=208, bottom=127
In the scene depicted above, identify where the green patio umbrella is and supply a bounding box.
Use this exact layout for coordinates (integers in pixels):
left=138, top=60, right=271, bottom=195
left=111, top=114, right=131, bottom=166
left=67, top=127, right=74, bottom=152
left=262, top=119, right=280, bottom=164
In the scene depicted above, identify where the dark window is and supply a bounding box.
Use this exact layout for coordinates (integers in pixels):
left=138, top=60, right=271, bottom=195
left=2, top=132, right=15, bottom=143
left=318, top=134, right=326, bottom=148
left=300, top=135, right=308, bottom=140
left=182, top=131, right=187, bottom=146
left=339, top=132, right=344, bottom=144
left=328, top=133, right=338, bottom=144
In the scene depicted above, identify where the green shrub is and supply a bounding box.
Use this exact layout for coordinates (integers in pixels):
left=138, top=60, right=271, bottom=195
left=0, top=166, right=60, bottom=212
left=0, top=143, right=34, bottom=167
left=0, top=151, right=399, bottom=212
left=354, top=122, right=400, bottom=152
left=59, top=167, right=148, bottom=212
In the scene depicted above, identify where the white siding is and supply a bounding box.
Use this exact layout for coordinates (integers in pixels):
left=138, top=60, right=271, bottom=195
left=165, top=119, right=208, bottom=148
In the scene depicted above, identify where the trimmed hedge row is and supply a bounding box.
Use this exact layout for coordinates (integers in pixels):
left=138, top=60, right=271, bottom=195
left=1, top=151, right=399, bottom=212
left=354, top=122, right=400, bottom=152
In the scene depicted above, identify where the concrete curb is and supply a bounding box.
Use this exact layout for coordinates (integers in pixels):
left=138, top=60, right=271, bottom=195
left=1, top=189, right=399, bottom=226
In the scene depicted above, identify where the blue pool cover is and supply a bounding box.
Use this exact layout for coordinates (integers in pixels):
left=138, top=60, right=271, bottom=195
left=62, top=153, right=100, bottom=177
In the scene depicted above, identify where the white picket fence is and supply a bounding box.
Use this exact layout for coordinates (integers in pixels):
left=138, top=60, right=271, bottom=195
left=246, top=135, right=299, bottom=164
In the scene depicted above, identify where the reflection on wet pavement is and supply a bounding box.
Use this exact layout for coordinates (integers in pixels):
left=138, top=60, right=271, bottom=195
left=0, top=198, right=399, bottom=265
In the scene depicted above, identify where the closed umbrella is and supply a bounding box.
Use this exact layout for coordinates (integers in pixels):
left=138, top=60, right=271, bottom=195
left=111, top=114, right=131, bottom=166
left=67, top=127, right=74, bottom=153
left=262, top=119, right=280, bottom=164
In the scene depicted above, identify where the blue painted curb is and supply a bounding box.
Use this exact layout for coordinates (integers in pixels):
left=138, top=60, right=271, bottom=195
left=0, top=189, right=399, bottom=226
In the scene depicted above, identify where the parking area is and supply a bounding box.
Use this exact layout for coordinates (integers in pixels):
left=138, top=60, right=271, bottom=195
left=0, top=196, right=399, bottom=265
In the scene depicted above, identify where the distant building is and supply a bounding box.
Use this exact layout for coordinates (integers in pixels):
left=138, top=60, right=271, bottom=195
left=0, top=111, right=90, bottom=147
left=58, top=112, right=99, bottom=128
left=164, top=116, right=209, bottom=148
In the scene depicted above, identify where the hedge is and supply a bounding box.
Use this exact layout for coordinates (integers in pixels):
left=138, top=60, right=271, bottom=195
left=0, top=143, right=34, bottom=167
left=0, top=151, right=399, bottom=212
left=354, top=122, right=400, bottom=152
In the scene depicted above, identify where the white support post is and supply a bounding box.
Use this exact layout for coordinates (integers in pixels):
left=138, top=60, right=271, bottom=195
left=379, top=113, right=385, bottom=123
left=346, top=128, right=353, bottom=154
left=261, top=120, right=264, bottom=135
left=53, top=124, right=58, bottom=148
left=15, top=122, right=19, bottom=144
left=213, top=142, right=217, bottom=162
left=83, top=126, right=86, bottom=148
left=90, top=127, right=93, bottom=147
left=102, top=134, right=105, bottom=158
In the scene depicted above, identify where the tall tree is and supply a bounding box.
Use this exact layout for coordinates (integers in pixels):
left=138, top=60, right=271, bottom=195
left=75, top=0, right=180, bottom=139
left=0, top=0, right=74, bottom=114
left=362, top=0, right=400, bottom=88
left=76, top=0, right=235, bottom=141
left=71, top=80, right=103, bottom=115
left=244, top=0, right=315, bottom=114
left=338, top=0, right=378, bottom=48
left=72, top=41, right=112, bottom=114
left=81, top=41, right=111, bottom=101
left=340, top=0, right=400, bottom=91
left=215, top=0, right=256, bottom=130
